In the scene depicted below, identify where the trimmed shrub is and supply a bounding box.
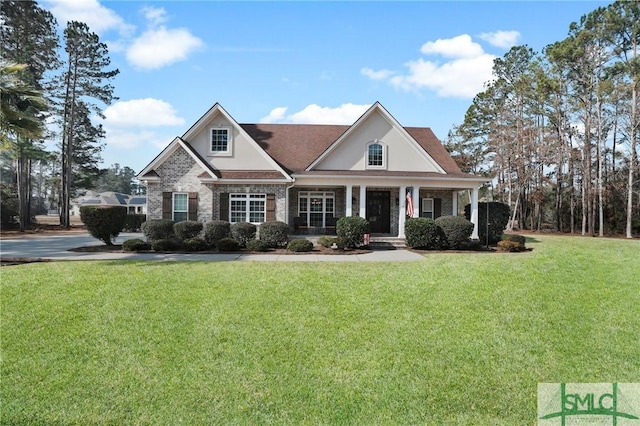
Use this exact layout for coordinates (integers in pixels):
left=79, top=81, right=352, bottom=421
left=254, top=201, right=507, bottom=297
left=141, top=219, right=175, bottom=242
left=336, top=216, right=370, bottom=249
left=317, top=235, right=336, bottom=248
left=122, top=238, right=150, bottom=252
left=182, top=237, right=209, bottom=252
left=246, top=239, right=270, bottom=252
left=435, top=215, right=474, bottom=249
left=216, top=237, right=240, bottom=252
left=231, top=222, right=256, bottom=247
left=123, top=214, right=146, bottom=232
left=173, top=220, right=203, bottom=241
left=405, top=217, right=446, bottom=250
left=287, top=238, right=314, bottom=252
left=465, top=201, right=510, bottom=245
left=259, top=221, right=289, bottom=248
left=501, top=234, right=526, bottom=251
left=203, top=220, right=231, bottom=246
left=151, top=238, right=181, bottom=252
left=497, top=240, right=522, bottom=252
left=80, top=205, right=127, bottom=246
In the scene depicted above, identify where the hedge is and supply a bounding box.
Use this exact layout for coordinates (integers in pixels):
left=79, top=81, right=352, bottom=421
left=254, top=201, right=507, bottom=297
left=141, top=219, right=175, bottom=242
left=464, top=201, right=510, bottom=245
left=336, top=216, right=370, bottom=249
left=287, top=238, right=314, bottom=252
left=231, top=222, right=256, bottom=247
left=435, top=215, right=474, bottom=249
left=173, top=220, right=203, bottom=241
left=80, top=205, right=127, bottom=246
left=123, top=214, right=146, bottom=232
left=203, top=220, right=231, bottom=246
left=404, top=217, right=446, bottom=250
left=259, top=221, right=289, bottom=248
left=216, top=237, right=240, bottom=252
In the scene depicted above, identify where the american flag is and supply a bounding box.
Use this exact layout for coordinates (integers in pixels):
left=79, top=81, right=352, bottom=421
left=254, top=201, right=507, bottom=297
left=406, top=190, right=414, bottom=217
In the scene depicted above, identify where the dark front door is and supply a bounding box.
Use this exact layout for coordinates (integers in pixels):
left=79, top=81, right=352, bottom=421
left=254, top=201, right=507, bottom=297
left=366, top=191, right=390, bottom=234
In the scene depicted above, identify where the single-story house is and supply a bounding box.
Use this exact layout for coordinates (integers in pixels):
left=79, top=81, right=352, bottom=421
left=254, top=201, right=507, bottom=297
left=137, top=102, right=487, bottom=238
left=70, top=191, right=147, bottom=216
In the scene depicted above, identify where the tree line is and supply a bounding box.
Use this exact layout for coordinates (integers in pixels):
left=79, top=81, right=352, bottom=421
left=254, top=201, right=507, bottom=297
left=0, top=0, right=140, bottom=231
left=446, top=1, right=639, bottom=238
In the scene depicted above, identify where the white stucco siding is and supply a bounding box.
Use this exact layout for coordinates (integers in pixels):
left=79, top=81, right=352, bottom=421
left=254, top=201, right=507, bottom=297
left=315, top=112, right=441, bottom=173
left=187, top=114, right=276, bottom=171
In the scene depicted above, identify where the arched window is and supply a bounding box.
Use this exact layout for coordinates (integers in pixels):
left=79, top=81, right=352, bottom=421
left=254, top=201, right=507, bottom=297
left=367, top=141, right=385, bottom=168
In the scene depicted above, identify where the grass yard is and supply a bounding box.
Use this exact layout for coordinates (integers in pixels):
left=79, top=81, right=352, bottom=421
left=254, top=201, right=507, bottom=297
left=1, top=235, right=639, bottom=425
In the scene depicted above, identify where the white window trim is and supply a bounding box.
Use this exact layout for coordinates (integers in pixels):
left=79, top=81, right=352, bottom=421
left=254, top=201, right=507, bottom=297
left=422, top=197, right=434, bottom=219
left=366, top=140, right=386, bottom=170
left=173, top=192, right=188, bottom=222
left=229, top=193, right=266, bottom=224
left=209, top=126, right=232, bottom=156
left=298, top=191, right=335, bottom=228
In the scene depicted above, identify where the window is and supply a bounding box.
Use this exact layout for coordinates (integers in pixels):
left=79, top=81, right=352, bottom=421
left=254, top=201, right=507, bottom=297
left=367, top=141, right=385, bottom=168
left=173, top=193, right=188, bottom=222
left=298, top=192, right=334, bottom=227
left=422, top=198, right=434, bottom=219
left=230, top=194, right=266, bottom=223
left=210, top=128, right=231, bottom=153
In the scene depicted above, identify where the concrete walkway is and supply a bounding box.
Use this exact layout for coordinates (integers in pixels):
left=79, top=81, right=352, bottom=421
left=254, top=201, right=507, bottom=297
left=0, top=232, right=425, bottom=263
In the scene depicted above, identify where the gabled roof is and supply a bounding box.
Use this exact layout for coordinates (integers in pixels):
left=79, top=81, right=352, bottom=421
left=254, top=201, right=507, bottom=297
left=137, top=137, right=219, bottom=182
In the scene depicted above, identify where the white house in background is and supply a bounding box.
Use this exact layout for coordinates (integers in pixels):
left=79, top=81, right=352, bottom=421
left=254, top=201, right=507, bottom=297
left=137, top=102, right=487, bottom=238
left=70, top=191, right=147, bottom=216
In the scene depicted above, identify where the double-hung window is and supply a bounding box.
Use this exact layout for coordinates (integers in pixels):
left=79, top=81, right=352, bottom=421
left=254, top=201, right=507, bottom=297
left=298, top=192, right=334, bottom=227
left=422, top=198, right=434, bottom=219
left=230, top=194, right=266, bottom=223
left=366, top=141, right=385, bottom=169
left=173, top=193, right=188, bottom=222
left=210, top=127, right=231, bottom=154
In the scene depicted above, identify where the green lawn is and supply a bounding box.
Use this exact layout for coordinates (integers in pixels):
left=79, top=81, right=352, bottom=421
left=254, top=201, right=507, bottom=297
left=1, top=235, right=639, bottom=425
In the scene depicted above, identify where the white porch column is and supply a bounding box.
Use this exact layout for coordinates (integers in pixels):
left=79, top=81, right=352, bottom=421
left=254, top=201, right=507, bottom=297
left=346, top=185, right=353, bottom=217
left=398, top=186, right=406, bottom=237
left=452, top=191, right=458, bottom=216
left=359, top=186, right=367, bottom=218
left=470, top=186, right=479, bottom=239
left=411, top=187, right=419, bottom=218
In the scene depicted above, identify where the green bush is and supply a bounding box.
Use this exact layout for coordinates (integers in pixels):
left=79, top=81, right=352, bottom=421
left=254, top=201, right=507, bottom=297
left=173, top=220, right=203, bottom=241
left=336, top=216, right=370, bottom=249
left=317, top=235, right=336, bottom=248
left=182, top=237, right=209, bottom=252
left=123, top=214, right=146, bottom=232
left=231, top=222, right=256, bottom=247
left=141, top=219, right=175, bottom=242
left=259, top=221, right=289, bottom=248
left=501, top=234, right=526, bottom=251
left=404, top=217, right=446, bottom=250
left=246, top=239, right=270, bottom=252
left=151, top=238, right=181, bottom=252
left=122, top=238, right=151, bottom=252
left=0, top=184, right=19, bottom=228
left=465, top=201, right=510, bottom=245
left=216, top=237, right=240, bottom=252
left=287, top=238, right=314, bottom=252
left=435, top=215, right=474, bottom=249
left=203, top=220, right=231, bottom=246
left=80, top=205, right=127, bottom=246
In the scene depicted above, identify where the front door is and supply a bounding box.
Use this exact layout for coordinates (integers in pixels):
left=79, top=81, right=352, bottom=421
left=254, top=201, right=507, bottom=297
left=366, top=191, right=390, bottom=234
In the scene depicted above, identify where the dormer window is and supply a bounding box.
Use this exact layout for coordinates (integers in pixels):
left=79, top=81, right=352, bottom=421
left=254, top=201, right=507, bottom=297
left=367, top=141, right=385, bottom=169
left=210, top=127, right=231, bottom=155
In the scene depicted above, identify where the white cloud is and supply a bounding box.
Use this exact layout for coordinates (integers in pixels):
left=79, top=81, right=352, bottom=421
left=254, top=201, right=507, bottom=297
left=478, top=30, right=520, bottom=48
left=362, top=34, right=497, bottom=99
left=420, top=34, right=484, bottom=59
left=44, top=0, right=133, bottom=36
left=360, top=67, right=395, bottom=80
left=126, top=26, right=204, bottom=70
left=103, top=129, right=158, bottom=149
left=260, top=103, right=371, bottom=125
left=141, top=5, right=168, bottom=28
left=103, top=98, right=185, bottom=128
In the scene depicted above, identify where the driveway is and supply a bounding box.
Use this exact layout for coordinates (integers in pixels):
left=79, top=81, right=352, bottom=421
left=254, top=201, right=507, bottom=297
left=0, top=232, right=425, bottom=262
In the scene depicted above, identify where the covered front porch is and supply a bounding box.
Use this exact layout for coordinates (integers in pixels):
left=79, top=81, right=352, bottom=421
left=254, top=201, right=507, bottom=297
left=286, top=177, right=484, bottom=239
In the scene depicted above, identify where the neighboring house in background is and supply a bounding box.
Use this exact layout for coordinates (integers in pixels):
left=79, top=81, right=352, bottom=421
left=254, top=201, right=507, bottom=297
left=70, top=191, right=147, bottom=216
left=137, top=102, right=487, bottom=238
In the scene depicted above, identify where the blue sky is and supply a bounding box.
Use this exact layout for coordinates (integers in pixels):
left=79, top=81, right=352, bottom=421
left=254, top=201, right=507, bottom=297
left=41, top=0, right=611, bottom=175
